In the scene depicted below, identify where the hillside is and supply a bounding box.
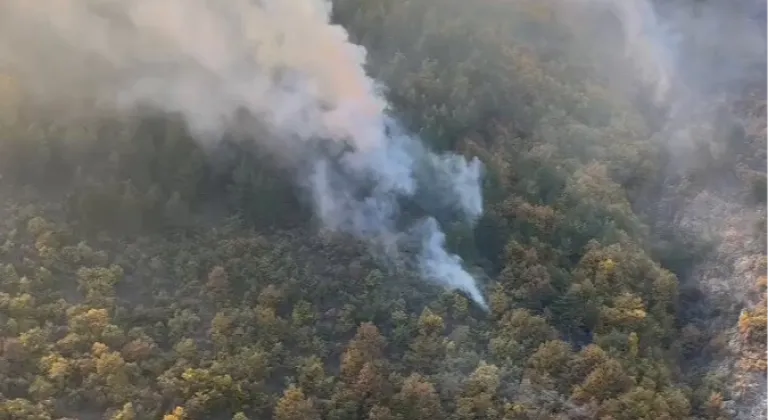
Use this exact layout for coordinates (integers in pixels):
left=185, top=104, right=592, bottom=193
left=0, top=0, right=764, bottom=419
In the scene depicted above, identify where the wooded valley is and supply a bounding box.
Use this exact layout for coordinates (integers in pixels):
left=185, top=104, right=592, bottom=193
left=0, top=0, right=764, bottom=419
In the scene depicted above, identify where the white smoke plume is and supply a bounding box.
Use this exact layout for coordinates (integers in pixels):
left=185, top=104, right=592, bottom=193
left=0, top=0, right=488, bottom=309
left=563, top=0, right=676, bottom=103
left=573, top=0, right=765, bottom=107
left=576, top=1, right=766, bottom=418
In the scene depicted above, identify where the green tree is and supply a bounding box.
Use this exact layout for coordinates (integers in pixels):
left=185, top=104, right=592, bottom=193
left=392, top=374, right=444, bottom=420
left=275, top=385, right=320, bottom=420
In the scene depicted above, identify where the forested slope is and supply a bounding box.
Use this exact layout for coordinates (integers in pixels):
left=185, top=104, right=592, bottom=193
left=0, top=0, right=764, bottom=419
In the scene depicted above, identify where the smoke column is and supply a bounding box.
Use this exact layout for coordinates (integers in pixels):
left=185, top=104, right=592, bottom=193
left=575, top=1, right=766, bottom=418
left=0, top=0, right=488, bottom=309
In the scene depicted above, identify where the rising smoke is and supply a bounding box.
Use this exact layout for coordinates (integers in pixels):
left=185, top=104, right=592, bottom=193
left=578, top=1, right=766, bottom=418
left=0, top=0, right=488, bottom=309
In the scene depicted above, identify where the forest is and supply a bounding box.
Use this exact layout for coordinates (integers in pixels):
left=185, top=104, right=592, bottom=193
left=0, top=0, right=765, bottom=419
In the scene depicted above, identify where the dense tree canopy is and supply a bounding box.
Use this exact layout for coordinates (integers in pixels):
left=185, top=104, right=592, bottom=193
left=0, top=0, right=764, bottom=419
